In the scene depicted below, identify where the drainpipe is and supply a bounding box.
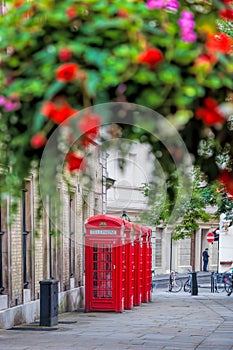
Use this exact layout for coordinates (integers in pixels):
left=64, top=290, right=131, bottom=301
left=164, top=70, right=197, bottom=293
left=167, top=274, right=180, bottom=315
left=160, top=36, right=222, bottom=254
left=69, top=195, right=73, bottom=277
left=0, top=205, right=4, bottom=291
left=22, top=189, right=29, bottom=287
left=49, top=198, right=53, bottom=279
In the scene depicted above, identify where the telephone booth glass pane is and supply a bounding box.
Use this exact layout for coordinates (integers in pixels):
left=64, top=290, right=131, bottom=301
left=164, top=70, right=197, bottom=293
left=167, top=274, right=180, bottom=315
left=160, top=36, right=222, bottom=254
left=93, top=243, right=112, bottom=299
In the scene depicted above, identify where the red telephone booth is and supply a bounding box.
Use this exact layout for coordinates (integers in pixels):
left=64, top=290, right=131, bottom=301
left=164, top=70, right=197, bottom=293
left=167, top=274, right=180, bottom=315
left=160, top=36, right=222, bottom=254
left=141, top=226, right=153, bottom=303
left=141, top=226, right=150, bottom=303
left=133, top=224, right=142, bottom=306
left=123, top=220, right=134, bottom=310
left=85, top=214, right=125, bottom=313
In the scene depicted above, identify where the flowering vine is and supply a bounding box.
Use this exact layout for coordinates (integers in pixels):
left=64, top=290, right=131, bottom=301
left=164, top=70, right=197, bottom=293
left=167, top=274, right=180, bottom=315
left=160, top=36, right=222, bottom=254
left=195, top=98, right=226, bottom=125
left=178, top=10, right=197, bottom=42
left=0, top=0, right=232, bottom=197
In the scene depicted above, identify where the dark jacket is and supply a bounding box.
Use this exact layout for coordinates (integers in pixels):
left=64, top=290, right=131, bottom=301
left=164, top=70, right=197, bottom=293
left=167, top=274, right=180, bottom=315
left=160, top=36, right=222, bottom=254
left=203, top=250, right=209, bottom=262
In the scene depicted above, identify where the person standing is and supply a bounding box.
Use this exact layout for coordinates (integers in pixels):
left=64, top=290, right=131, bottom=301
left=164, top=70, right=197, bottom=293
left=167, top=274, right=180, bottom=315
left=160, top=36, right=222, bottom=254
left=202, top=248, right=209, bottom=271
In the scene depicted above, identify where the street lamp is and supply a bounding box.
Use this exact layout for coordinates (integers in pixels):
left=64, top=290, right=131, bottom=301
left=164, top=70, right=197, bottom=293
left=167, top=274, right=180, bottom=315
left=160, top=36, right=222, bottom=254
left=222, top=220, right=231, bottom=232
left=106, top=177, right=116, bottom=190
left=121, top=210, right=131, bottom=222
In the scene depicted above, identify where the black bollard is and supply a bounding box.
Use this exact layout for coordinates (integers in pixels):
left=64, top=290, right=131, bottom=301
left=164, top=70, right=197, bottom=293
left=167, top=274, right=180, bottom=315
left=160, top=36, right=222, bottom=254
left=39, top=279, right=59, bottom=326
left=191, top=271, right=198, bottom=296
left=211, top=272, right=215, bottom=293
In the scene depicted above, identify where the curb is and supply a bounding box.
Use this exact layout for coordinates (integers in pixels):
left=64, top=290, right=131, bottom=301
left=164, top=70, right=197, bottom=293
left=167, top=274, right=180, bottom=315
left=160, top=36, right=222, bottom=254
left=154, top=272, right=212, bottom=282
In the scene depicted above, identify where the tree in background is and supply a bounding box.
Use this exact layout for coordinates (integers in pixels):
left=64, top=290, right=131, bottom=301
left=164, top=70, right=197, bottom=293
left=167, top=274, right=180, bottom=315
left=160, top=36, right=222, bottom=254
left=0, top=0, right=233, bottom=203
left=140, top=166, right=233, bottom=239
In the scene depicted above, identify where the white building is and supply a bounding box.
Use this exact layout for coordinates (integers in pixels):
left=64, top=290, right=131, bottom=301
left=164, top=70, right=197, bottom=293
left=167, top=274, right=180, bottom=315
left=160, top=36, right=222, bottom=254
left=106, top=141, right=154, bottom=221
left=106, top=142, right=220, bottom=274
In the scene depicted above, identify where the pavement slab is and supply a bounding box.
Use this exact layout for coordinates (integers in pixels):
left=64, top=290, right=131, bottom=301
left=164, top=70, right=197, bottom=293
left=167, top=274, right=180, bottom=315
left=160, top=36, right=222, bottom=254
left=1, top=288, right=233, bottom=349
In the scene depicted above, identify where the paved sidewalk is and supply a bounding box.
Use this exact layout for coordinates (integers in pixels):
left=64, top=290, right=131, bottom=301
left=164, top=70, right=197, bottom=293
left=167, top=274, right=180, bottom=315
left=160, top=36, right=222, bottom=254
left=1, top=288, right=233, bottom=350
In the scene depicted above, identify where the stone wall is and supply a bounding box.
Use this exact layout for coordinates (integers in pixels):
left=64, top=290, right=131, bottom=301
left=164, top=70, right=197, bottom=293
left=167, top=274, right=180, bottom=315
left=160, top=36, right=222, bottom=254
left=0, top=286, right=84, bottom=329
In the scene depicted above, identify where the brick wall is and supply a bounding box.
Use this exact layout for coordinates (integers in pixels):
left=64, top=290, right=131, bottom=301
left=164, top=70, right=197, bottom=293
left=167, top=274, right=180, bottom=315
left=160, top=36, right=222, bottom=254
left=1, top=147, right=103, bottom=309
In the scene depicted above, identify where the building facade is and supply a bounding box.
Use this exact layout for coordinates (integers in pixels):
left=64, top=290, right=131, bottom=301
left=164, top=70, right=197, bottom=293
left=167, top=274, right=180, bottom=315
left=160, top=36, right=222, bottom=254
left=0, top=145, right=104, bottom=329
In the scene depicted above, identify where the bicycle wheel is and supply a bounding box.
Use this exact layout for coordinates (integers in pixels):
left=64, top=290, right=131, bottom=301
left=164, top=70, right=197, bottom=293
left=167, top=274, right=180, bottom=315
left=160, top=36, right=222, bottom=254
left=171, top=279, right=183, bottom=292
left=225, top=283, right=232, bottom=294
left=183, top=280, right=191, bottom=292
left=216, top=281, right=226, bottom=293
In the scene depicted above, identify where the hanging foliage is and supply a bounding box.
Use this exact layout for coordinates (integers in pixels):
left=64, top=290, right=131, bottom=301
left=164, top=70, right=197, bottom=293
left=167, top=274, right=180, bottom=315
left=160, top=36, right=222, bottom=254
left=0, top=0, right=233, bottom=200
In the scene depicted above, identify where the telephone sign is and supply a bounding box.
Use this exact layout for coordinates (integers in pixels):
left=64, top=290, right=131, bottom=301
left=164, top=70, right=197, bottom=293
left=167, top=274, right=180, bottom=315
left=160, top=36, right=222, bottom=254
left=90, top=229, right=117, bottom=235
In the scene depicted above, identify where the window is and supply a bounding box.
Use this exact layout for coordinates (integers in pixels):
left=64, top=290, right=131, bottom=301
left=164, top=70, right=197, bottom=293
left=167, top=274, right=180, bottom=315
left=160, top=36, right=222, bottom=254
left=93, top=244, right=112, bottom=299
left=178, top=238, right=191, bottom=266
left=155, top=238, right=162, bottom=267
left=155, top=228, right=162, bottom=268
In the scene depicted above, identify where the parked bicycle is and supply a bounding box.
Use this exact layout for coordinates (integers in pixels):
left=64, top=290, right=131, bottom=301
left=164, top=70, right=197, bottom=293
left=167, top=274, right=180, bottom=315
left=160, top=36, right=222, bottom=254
left=213, top=272, right=227, bottom=293
left=183, top=269, right=192, bottom=293
left=168, top=270, right=183, bottom=292
left=223, top=274, right=233, bottom=296
left=213, top=272, right=233, bottom=295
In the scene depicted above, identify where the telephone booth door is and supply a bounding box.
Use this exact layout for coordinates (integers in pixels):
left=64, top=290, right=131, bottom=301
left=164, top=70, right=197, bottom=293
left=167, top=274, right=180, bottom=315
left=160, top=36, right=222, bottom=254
left=141, top=226, right=149, bottom=303
left=148, top=228, right=152, bottom=301
left=123, top=220, right=134, bottom=310
left=133, top=224, right=142, bottom=306
left=85, top=215, right=125, bottom=313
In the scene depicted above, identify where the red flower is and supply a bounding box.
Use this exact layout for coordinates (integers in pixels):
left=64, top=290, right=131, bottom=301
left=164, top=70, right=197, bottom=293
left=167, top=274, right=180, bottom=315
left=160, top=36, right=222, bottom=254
left=194, top=54, right=215, bottom=73
left=66, top=7, right=77, bottom=20
left=77, top=113, right=102, bottom=147
left=206, top=32, right=233, bottom=54
left=78, top=113, right=102, bottom=135
left=56, top=63, right=79, bottom=82
left=195, top=98, right=225, bottom=125
left=23, top=9, right=35, bottom=19
left=30, top=133, right=46, bottom=148
left=204, top=98, right=218, bottom=109
left=79, top=133, right=97, bottom=147
left=58, top=48, right=73, bottom=62
left=41, top=101, right=56, bottom=117
left=117, top=9, right=129, bottom=18
left=13, top=0, right=24, bottom=7
left=218, top=170, right=233, bottom=196
left=138, top=48, right=163, bottom=68
left=218, top=169, right=231, bottom=183
left=66, top=152, right=86, bottom=172
left=54, top=104, right=77, bottom=124
left=41, top=101, right=77, bottom=124
left=219, top=8, right=233, bottom=21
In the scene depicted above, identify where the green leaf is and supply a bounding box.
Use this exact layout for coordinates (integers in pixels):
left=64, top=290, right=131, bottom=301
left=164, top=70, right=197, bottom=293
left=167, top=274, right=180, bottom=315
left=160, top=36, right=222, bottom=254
left=204, top=75, right=222, bottom=89
left=32, top=111, right=46, bottom=134
left=87, top=71, right=100, bottom=97
left=44, top=81, right=66, bottom=100
left=158, top=65, right=180, bottom=84
left=136, top=89, right=164, bottom=109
